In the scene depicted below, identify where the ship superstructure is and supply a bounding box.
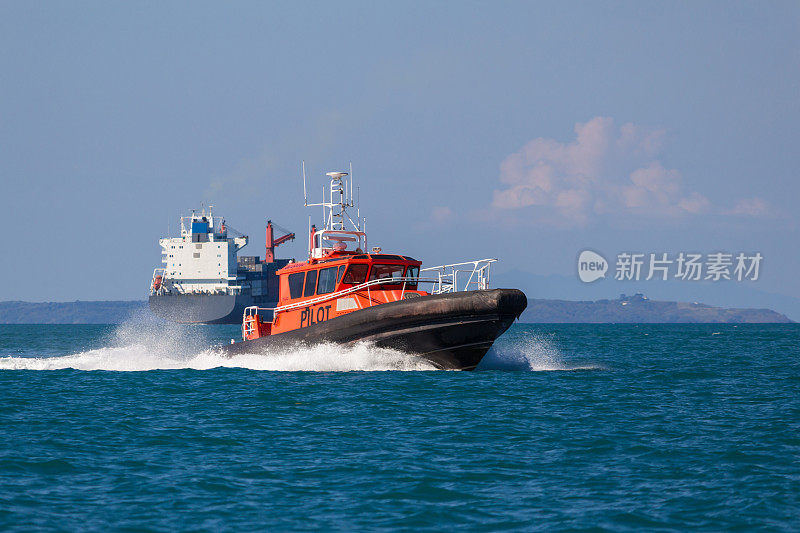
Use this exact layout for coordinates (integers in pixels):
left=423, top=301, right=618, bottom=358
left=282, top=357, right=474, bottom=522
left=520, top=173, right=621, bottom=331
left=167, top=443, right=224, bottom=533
left=149, top=207, right=294, bottom=324
left=154, top=208, right=247, bottom=295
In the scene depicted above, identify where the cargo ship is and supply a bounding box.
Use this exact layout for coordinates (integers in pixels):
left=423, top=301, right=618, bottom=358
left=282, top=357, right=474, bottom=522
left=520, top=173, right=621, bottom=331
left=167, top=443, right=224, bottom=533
left=149, top=208, right=295, bottom=324
left=223, top=169, right=527, bottom=370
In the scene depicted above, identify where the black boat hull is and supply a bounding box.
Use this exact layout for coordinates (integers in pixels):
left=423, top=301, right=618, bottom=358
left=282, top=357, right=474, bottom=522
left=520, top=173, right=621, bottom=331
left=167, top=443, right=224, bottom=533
left=223, top=288, right=527, bottom=370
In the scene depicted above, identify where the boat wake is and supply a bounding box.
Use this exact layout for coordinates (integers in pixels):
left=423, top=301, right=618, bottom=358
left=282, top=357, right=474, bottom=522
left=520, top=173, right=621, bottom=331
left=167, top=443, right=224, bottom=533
left=479, top=331, right=601, bottom=371
left=0, top=316, right=597, bottom=373
left=0, top=340, right=599, bottom=373
left=0, top=342, right=437, bottom=372
left=0, top=313, right=435, bottom=371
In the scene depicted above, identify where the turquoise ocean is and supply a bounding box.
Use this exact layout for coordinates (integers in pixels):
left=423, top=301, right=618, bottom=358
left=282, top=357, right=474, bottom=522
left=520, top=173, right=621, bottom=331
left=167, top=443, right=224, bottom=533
left=1, top=320, right=798, bottom=531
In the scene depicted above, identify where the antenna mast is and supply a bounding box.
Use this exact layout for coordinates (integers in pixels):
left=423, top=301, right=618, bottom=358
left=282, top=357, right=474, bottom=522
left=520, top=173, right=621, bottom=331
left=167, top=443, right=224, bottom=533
left=302, top=161, right=308, bottom=206
left=349, top=162, right=354, bottom=207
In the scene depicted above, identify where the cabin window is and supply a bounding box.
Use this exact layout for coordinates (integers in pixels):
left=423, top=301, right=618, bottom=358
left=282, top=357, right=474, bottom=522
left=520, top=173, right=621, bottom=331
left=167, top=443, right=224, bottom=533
left=406, top=266, right=419, bottom=289
left=288, top=272, right=304, bottom=299
left=342, top=264, right=369, bottom=285
left=304, top=270, right=318, bottom=297
left=368, top=264, right=405, bottom=283
left=317, top=266, right=338, bottom=295
left=337, top=265, right=345, bottom=283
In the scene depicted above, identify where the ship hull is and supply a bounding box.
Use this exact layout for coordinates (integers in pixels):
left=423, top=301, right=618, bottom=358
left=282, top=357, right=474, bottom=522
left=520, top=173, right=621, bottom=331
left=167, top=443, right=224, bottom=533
left=149, top=293, right=275, bottom=325
left=224, top=288, right=527, bottom=370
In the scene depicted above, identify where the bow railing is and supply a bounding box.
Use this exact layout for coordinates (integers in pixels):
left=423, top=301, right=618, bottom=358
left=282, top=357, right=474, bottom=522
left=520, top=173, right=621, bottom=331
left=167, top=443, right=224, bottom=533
left=421, top=259, right=497, bottom=294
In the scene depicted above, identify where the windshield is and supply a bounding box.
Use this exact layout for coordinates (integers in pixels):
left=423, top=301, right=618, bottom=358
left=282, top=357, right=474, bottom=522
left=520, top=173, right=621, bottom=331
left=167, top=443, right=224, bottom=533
left=342, top=264, right=369, bottom=285
left=406, top=266, right=419, bottom=289
left=367, top=264, right=410, bottom=289
left=368, top=264, right=405, bottom=282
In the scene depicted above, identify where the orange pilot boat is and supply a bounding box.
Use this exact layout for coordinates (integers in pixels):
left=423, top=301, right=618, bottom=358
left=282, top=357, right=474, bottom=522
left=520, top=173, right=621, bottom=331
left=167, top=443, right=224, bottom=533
left=223, top=168, right=527, bottom=370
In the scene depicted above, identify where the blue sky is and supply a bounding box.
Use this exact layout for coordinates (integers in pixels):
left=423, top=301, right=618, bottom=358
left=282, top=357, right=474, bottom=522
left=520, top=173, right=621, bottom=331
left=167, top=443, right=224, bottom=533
left=1, top=2, right=799, bottom=316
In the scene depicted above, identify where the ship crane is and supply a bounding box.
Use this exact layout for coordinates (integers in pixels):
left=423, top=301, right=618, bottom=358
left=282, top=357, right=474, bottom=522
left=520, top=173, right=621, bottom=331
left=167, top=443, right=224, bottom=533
left=265, top=220, right=295, bottom=263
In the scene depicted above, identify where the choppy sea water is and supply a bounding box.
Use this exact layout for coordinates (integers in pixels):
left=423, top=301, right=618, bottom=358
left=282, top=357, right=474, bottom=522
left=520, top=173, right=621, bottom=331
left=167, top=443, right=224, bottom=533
left=0, top=320, right=798, bottom=531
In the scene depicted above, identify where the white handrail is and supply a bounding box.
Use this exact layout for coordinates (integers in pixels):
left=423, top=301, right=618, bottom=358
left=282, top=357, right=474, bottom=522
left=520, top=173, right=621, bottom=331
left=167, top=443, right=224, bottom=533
left=241, top=277, right=440, bottom=339
left=420, top=258, right=497, bottom=294
left=244, top=306, right=274, bottom=317
left=244, top=276, right=445, bottom=317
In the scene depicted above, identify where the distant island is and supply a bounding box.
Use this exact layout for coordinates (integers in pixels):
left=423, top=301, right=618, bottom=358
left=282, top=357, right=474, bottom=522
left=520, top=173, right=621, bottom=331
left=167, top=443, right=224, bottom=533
left=521, top=293, right=793, bottom=323
left=0, top=294, right=793, bottom=324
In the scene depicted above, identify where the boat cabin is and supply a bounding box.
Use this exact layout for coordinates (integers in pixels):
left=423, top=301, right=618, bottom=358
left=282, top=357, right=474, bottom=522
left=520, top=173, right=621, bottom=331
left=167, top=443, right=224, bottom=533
left=280, top=253, right=422, bottom=303
left=243, top=251, right=425, bottom=340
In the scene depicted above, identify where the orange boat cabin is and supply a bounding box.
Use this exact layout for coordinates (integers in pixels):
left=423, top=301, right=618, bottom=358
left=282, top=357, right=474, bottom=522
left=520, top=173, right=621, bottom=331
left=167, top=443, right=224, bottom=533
left=243, top=251, right=425, bottom=341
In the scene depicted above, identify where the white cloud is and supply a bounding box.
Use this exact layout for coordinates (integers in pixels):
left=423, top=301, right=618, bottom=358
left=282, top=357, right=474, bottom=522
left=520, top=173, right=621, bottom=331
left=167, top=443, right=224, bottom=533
left=678, top=192, right=712, bottom=214
left=491, top=116, right=762, bottom=224
left=431, top=206, right=454, bottom=222
left=727, top=197, right=771, bottom=217
left=621, top=162, right=703, bottom=215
